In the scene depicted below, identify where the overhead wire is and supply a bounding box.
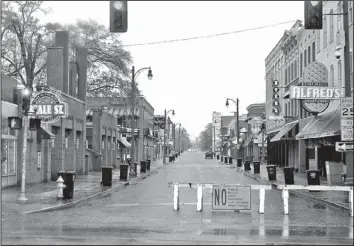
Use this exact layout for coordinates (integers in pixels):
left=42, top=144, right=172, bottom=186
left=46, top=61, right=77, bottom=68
left=121, top=20, right=299, bottom=47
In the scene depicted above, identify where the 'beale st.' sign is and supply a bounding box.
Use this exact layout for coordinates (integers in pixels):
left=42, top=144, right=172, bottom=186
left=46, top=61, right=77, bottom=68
left=29, top=87, right=69, bottom=123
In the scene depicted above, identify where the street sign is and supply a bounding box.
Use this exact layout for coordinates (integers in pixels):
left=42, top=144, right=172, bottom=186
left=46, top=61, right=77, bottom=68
left=341, top=97, right=353, bottom=141
left=335, top=142, right=354, bottom=152
left=212, top=184, right=251, bottom=210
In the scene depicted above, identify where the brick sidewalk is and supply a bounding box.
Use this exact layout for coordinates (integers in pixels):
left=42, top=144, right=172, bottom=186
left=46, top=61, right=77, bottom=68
left=2, top=158, right=165, bottom=215
left=237, top=163, right=350, bottom=211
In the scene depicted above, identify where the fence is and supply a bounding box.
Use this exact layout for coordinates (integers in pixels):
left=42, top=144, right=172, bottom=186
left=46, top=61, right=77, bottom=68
left=168, top=182, right=353, bottom=217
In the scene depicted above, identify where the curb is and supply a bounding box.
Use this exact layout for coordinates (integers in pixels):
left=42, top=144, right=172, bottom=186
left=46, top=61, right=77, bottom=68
left=25, top=166, right=163, bottom=215
left=236, top=168, right=350, bottom=213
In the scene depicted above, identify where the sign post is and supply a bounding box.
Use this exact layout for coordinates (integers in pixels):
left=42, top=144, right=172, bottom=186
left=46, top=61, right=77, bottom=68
left=335, top=142, right=354, bottom=152
left=212, top=184, right=251, bottom=210
left=340, top=97, right=353, bottom=142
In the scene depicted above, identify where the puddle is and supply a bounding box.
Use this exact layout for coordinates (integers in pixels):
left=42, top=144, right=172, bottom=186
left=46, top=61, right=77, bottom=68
left=202, top=226, right=353, bottom=238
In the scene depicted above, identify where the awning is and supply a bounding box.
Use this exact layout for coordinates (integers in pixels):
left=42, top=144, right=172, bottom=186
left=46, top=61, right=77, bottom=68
left=37, top=126, right=55, bottom=141
left=270, top=120, right=298, bottom=142
left=117, top=136, right=131, bottom=148
left=243, top=134, right=254, bottom=147
left=296, top=108, right=340, bottom=140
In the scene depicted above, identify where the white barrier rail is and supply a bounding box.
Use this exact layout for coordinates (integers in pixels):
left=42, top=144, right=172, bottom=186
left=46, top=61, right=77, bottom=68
left=275, top=185, right=353, bottom=217
left=168, top=182, right=272, bottom=213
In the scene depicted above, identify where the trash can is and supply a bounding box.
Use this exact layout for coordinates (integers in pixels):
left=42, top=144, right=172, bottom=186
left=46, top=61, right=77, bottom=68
left=140, top=161, right=147, bottom=173
left=244, top=161, right=251, bottom=171
left=102, top=166, right=113, bottom=186
left=237, top=158, right=242, bottom=167
left=224, top=157, right=228, bottom=163
left=266, top=165, right=277, bottom=181
left=283, top=167, right=295, bottom=185
left=217, top=155, right=220, bottom=160
left=228, top=157, right=233, bottom=164
left=253, top=161, right=260, bottom=174
left=58, top=171, right=76, bottom=199
left=306, top=169, right=320, bottom=186
left=119, top=164, right=129, bottom=181
left=147, top=160, right=151, bottom=171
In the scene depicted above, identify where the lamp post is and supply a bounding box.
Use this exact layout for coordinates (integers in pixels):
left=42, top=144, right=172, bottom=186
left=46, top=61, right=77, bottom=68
left=226, top=98, right=240, bottom=159
left=130, top=66, right=153, bottom=177
left=163, top=109, right=175, bottom=164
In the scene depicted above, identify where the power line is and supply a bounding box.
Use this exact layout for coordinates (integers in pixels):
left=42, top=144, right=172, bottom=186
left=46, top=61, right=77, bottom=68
left=122, top=20, right=298, bottom=47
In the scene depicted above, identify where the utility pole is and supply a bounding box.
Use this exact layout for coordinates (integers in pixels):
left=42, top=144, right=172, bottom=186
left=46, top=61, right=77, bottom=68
left=342, top=0, right=353, bottom=185
left=163, top=109, right=167, bottom=164
left=173, top=123, right=176, bottom=151
left=130, top=66, right=137, bottom=176
left=142, top=106, right=145, bottom=161
left=179, top=126, right=181, bottom=153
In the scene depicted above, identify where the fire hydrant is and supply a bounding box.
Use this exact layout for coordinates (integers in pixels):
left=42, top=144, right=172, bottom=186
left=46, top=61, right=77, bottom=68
left=56, top=176, right=66, bottom=199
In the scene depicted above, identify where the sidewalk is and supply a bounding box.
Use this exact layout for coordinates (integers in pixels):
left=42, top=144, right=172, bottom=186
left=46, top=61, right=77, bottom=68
left=234, top=162, right=351, bottom=212
left=2, top=158, right=165, bottom=215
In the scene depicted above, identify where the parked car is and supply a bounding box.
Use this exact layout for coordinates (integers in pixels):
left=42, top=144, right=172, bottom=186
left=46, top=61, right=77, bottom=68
left=205, top=151, right=213, bottom=159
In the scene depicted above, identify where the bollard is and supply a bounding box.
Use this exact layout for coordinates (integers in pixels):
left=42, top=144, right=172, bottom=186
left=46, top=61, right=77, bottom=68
left=282, top=187, right=289, bottom=215
left=56, top=176, right=66, bottom=199
left=350, top=188, right=353, bottom=217
left=196, top=184, right=203, bottom=212
left=173, top=184, right=179, bottom=211
left=259, top=185, right=265, bottom=214
left=282, top=216, right=289, bottom=237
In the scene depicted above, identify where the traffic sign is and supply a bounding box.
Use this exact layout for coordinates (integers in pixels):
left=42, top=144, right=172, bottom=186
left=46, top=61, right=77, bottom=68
left=212, top=184, right=251, bottom=210
left=8, top=117, right=22, bottom=130
left=341, top=97, right=353, bottom=141
left=335, top=142, right=354, bottom=152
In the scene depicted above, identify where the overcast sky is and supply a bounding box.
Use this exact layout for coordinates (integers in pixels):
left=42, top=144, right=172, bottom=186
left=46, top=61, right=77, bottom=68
left=40, top=1, right=304, bottom=140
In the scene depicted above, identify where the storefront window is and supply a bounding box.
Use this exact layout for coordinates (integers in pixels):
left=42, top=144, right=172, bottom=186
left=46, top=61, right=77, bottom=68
left=1, top=139, right=17, bottom=176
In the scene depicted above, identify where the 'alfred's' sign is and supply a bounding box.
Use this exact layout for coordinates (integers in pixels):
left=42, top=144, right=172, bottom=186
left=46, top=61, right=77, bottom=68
left=30, top=87, right=69, bottom=123
left=290, top=86, right=341, bottom=99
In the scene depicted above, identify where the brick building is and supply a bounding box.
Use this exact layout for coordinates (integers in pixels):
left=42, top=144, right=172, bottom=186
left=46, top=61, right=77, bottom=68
left=1, top=30, right=88, bottom=187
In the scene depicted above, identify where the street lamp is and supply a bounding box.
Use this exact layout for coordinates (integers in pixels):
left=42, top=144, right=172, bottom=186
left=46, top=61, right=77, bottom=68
left=130, top=66, right=153, bottom=177
left=163, top=109, right=175, bottom=164
left=225, top=98, right=240, bottom=159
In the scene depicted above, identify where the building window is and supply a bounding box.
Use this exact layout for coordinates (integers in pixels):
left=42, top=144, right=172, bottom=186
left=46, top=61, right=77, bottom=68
left=316, top=30, right=321, bottom=52
left=330, top=65, right=334, bottom=87
left=337, top=2, right=342, bottom=30
left=308, top=46, right=311, bottom=64
left=285, top=68, right=287, bottom=84
left=338, top=60, right=342, bottom=87
left=323, top=16, right=327, bottom=47
left=294, top=60, right=298, bottom=78
left=350, top=52, right=353, bottom=73
left=304, top=50, right=307, bottom=67
left=330, top=10, right=334, bottom=42
left=1, top=139, right=17, bottom=176
left=300, top=53, right=303, bottom=76
left=312, top=42, right=316, bottom=61
left=350, top=1, right=353, bottom=24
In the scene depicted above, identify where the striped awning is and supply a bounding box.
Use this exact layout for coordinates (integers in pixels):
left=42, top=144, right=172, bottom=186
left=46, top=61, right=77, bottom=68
left=243, top=134, right=254, bottom=147
left=270, top=120, right=298, bottom=142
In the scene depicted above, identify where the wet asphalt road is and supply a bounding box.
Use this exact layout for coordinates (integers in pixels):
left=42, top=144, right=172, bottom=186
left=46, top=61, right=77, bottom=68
left=2, top=152, right=353, bottom=245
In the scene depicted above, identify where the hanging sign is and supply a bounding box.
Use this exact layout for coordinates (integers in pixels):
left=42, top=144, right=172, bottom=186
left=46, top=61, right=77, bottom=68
left=29, top=86, right=69, bottom=123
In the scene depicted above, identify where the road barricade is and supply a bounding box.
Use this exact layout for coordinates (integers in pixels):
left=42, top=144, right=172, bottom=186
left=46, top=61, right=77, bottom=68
left=275, top=184, right=353, bottom=217
left=168, top=182, right=272, bottom=213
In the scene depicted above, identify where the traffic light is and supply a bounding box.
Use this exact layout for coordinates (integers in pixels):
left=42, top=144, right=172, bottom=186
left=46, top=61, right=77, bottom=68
left=8, top=117, right=22, bottom=130
left=304, top=1, right=323, bottom=29
left=22, top=87, right=31, bottom=113
left=29, top=118, right=41, bottom=131
left=110, top=1, right=128, bottom=33
left=272, top=80, right=281, bottom=116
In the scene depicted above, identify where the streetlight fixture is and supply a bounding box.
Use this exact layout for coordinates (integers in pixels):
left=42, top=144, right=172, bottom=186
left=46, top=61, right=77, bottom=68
left=130, top=66, right=153, bottom=177
left=225, top=98, right=240, bottom=159
left=163, top=109, right=175, bottom=164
